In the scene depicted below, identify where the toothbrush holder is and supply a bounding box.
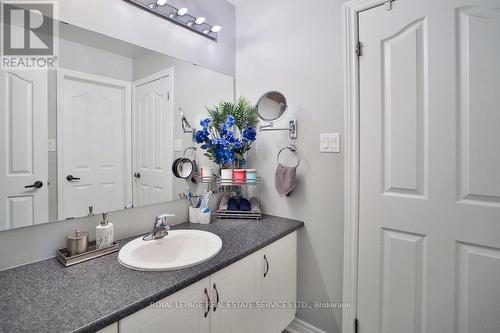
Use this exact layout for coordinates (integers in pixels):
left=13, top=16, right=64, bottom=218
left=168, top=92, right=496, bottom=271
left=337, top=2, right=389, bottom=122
left=189, top=207, right=202, bottom=223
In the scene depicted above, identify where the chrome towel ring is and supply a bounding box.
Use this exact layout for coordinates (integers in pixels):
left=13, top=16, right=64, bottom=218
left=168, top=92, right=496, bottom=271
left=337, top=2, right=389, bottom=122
left=183, top=146, right=197, bottom=158
left=277, top=143, right=300, bottom=168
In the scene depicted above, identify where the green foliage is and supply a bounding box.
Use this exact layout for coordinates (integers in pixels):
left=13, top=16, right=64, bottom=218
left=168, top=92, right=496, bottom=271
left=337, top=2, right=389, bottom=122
left=207, top=97, right=258, bottom=131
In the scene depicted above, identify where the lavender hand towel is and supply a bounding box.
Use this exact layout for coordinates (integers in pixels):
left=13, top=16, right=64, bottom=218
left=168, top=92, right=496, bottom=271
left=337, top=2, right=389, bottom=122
left=275, top=163, right=297, bottom=197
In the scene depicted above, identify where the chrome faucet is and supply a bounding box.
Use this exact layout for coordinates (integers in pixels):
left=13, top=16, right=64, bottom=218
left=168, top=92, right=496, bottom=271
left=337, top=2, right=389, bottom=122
left=143, top=214, right=175, bottom=241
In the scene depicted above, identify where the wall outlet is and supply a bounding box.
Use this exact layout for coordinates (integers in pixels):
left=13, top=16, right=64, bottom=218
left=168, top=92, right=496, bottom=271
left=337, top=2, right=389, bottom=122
left=320, top=133, right=340, bottom=153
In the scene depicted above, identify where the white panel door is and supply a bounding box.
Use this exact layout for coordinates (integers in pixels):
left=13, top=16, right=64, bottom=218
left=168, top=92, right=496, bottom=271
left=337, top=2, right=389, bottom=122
left=59, top=70, right=127, bottom=219
left=133, top=75, right=173, bottom=207
left=210, top=251, right=261, bottom=333
left=0, top=69, right=48, bottom=230
left=120, top=278, right=210, bottom=333
left=358, top=1, right=500, bottom=333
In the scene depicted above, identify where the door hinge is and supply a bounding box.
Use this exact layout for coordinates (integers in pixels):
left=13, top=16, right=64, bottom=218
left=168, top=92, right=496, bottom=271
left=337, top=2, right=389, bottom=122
left=354, top=318, right=359, bottom=333
left=385, top=0, right=395, bottom=11
left=167, top=91, right=170, bottom=100
left=356, top=41, right=363, bottom=57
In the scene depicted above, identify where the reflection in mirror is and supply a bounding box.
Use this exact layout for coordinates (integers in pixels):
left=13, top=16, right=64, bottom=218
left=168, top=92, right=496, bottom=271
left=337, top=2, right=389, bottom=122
left=256, top=91, right=288, bottom=122
left=0, top=22, right=233, bottom=231
left=180, top=110, right=195, bottom=134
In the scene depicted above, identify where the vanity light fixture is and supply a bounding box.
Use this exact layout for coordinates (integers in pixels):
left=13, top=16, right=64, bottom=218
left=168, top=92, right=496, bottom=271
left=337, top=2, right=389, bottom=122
left=211, top=25, right=222, bottom=33
left=177, top=7, right=188, bottom=16
left=124, top=0, right=221, bottom=41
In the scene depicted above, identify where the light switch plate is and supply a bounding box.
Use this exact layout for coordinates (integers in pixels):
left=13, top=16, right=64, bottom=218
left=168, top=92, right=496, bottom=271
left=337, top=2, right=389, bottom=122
left=320, top=133, right=340, bottom=153
left=174, top=139, right=183, bottom=152
left=329, top=133, right=340, bottom=153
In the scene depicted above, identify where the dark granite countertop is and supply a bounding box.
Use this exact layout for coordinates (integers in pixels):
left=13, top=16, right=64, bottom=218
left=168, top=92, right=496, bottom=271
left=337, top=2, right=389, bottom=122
left=0, top=215, right=303, bottom=333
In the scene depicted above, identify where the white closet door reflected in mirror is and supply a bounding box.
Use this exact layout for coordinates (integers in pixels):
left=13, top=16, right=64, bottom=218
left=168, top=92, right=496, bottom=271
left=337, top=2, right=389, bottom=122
left=57, top=70, right=130, bottom=220
left=0, top=69, right=49, bottom=230
left=133, top=71, right=173, bottom=207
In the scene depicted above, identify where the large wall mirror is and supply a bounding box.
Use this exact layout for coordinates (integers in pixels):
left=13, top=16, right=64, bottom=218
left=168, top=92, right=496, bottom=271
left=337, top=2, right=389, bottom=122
left=0, top=22, right=233, bottom=231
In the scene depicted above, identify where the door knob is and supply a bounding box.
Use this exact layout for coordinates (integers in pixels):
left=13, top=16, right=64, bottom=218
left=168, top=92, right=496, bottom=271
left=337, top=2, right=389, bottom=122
left=134, top=172, right=141, bottom=179
left=25, top=181, right=43, bottom=189
left=66, top=175, right=81, bottom=182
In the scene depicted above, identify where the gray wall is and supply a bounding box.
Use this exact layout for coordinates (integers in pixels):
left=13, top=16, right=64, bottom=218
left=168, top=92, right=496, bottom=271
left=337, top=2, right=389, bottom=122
left=59, top=0, right=236, bottom=76
left=233, top=0, right=345, bottom=332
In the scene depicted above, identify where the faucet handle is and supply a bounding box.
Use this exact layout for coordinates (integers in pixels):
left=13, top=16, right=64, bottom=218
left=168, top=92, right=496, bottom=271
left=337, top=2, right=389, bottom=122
left=155, top=214, right=175, bottom=226
left=157, top=213, right=175, bottom=219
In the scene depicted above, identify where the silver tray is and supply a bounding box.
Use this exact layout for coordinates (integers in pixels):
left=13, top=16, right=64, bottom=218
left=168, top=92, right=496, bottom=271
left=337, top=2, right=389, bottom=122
left=56, top=242, right=120, bottom=267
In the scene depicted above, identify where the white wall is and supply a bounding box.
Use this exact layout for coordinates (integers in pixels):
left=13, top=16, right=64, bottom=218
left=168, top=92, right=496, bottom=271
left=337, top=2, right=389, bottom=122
left=233, top=0, right=346, bottom=332
left=58, top=38, right=134, bottom=81
left=59, top=0, right=236, bottom=76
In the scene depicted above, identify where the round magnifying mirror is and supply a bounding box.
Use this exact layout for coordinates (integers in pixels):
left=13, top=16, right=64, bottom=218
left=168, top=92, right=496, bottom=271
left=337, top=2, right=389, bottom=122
left=256, top=91, right=288, bottom=122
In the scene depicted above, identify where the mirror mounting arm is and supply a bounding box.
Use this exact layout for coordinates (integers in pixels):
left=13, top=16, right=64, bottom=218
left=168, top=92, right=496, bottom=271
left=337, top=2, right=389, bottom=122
left=258, top=122, right=274, bottom=131
left=259, top=120, right=297, bottom=139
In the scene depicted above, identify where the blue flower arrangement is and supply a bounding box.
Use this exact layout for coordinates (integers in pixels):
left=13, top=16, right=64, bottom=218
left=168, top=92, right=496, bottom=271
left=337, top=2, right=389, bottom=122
left=194, top=97, right=258, bottom=168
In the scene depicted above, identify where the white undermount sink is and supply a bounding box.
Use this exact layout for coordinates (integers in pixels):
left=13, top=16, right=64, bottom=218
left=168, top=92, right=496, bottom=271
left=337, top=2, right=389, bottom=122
left=118, top=230, right=222, bottom=271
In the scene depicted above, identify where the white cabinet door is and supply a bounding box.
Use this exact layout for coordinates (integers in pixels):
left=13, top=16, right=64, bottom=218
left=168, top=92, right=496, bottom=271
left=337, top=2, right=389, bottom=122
left=261, top=232, right=297, bottom=333
left=0, top=69, right=48, bottom=230
left=120, top=278, right=210, bottom=333
left=210, top=252, right=261, bottom=333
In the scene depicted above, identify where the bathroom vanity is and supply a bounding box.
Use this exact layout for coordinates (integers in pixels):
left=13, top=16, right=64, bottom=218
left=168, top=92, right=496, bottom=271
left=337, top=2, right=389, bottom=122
left=0, top=216, right=303, bottom=333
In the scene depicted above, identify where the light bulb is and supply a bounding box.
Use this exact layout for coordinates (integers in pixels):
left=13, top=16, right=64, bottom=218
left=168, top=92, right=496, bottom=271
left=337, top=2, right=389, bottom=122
left=195, top=17, right=206, bottom=25
left=203, top=29, right=210, bottom=34
left=156, top=0, right=167, bottom=5
left=211, top=25, right=221, bottom=33
left=177, top=7, right=188, bottom=16
left=187, top=21, right=194, bottom=27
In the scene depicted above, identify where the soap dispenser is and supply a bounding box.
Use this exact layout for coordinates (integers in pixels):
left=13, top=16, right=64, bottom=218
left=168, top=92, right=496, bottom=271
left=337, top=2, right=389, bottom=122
left=96, top=212, right=114, bottom=249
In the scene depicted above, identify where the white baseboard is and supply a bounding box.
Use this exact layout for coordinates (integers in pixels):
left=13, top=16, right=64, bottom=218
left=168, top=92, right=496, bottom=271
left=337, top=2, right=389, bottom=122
left=286, top=318, right=328, bottom=333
